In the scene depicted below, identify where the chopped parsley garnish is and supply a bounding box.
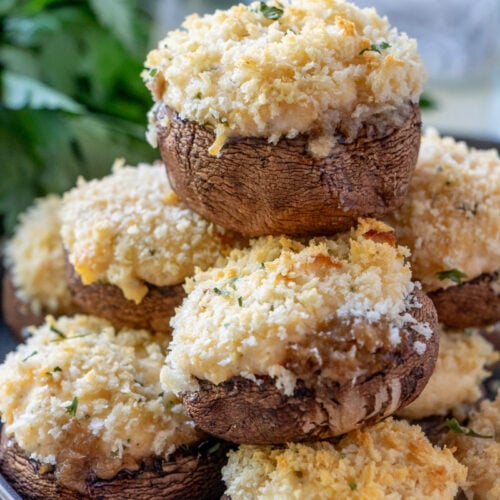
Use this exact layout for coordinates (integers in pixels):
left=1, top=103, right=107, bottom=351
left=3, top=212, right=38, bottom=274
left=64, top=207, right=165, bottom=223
left=22, top=350, right=37, bottom=362
left=158, top=391, right=164, bottom=398
left=359, top=41, right=391, bottom=55
left=207, top=442, right=221, bottom=454
left=148, top=68, right=157, bottom=78
left=436, top=269, right=468, bottom=284
left=214, top=287, right=230, bottom=296
left=238, top=296, right=243, bottom=307
left=419, top=93, right=437, bottom=110
left=436, top=165, right=444, bottom=173
left=50, top=332, right=94, bottom=343
left=349, top=481, right=358, bottom=491
left=65, top=396, right=78, bottom=417
left=255, top=1, right=284, bottom=20
left=445, top=418, right=493, bottom=439
left=50, top=325, right=66, bottom=339
left=45, top=366, right=62, bottom=376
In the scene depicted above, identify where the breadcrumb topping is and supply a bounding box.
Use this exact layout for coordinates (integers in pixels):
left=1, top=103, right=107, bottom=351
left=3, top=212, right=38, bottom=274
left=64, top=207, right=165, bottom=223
left=60, top=162, right=237, bottom=304
left=144, top=0, right=425, bottom=156
left=0, top=315, right=200, bottom=490
left=398, top=328, right=498, bottom=420
left=3, top=195, right=73, bottom=315
left=162, top=219, right=432, bottom=395
left=222, top=418, right=466, bottom=499
left=386, top=128, right=500, bottom=292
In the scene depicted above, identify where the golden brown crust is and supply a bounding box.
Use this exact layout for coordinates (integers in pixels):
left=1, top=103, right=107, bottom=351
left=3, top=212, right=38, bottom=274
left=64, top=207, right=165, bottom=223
left=182, top=289, right=439, bottom=444
left=428, top=272, right=500, bottom=328
left=0, top=429, right=229, bottom=500
left=2, top=270, right=46, bottom=341
left=65, top=257, right=185, bottom=333
left=156, top=102, right=422, bottom=236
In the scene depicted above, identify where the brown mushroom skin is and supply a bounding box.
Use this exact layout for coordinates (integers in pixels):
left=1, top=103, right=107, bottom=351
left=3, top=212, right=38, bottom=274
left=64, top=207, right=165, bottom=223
left=2, top=270, right=43, bottom=341
left=428, top=271, right=500, bottom=329
left=156, top=102, right=422, bottom=236
left=182, top=289, right=439, bottom=445
left=65, top=257, right=185, bottom=334
left=0, top=429, right=229, bottom=500
left=2, top=270, right=79, bottom=342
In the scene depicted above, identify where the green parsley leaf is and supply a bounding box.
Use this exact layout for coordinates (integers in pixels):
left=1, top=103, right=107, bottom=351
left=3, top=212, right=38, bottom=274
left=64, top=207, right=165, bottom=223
left=256, top=2, right=284, bottom=20
left=45, top=366, right=62, bottom=376
left=49, top=325, right=66, bottom=339
left=349, top=481, right=358, bottom=491
left=238, top=296, right=243, bottom=307
left=214, top=287, right=230, bottom=296
left=419, top=93, right=437, bottom=110
left=436, top=269, right=468, bottom=284
left=65, top=396, right=78, bottom=417
left=359, top=41, right=391, bottom=55
left=22, top=350, right=37, bottom=362
left=445, top=418, right=493, bottom=439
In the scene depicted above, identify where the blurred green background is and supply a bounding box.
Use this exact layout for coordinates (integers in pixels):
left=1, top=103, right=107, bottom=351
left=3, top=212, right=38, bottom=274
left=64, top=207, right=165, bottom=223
left=0, top=0, right=159, bottom=235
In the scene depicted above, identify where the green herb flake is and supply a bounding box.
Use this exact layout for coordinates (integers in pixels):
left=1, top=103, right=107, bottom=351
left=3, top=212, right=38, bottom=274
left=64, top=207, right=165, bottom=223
left=256, top=2, right=284, bottom=20
left=158, top=391, right=164, bottom=398
left=359, top=41, right=391, bottom=55
left=110, top=449, right=120, bottom=458
left=214, top=287, right=230, bottom=296
left=349, top=481, right=358, bottom=491
left=464, top=328, right=474, bottom=337
left=65, top=396, right=78, bottom=417
left=149, top=68, right=157, bottom=78
left=436, top=165, right=444, bottom=173
left=194, top=91, right=202, bottom=99
left=436, top=269, right=468, bottom=284
left=165, top=400, right=175, bottom=409
left=339, top=452, right=346, bottom=459
left=445, top=418, right=493, bottom=439
left=223, top=322, right=231, bottom=328
left=50, top=325, right=66, bottom=339
left=457, top=202, right=479, bottom=216
left=134, top=379, right=144, bottom=387
left=45, top=366, right=62, bottom=376
left=238, top=296, right=243, bottom=307
left=294, top=470, right=303, bottom=478
left=208, top=442, right=221, bottom=454
left=22, top=350, right=37, bottom=362
left=419, top=93, right=437, bottom=110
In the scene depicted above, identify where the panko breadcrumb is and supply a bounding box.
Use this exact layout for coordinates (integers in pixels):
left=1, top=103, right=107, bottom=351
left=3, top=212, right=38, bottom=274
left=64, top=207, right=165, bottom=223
left=446, top=391, right=500, bottom=499
left=386, top=128, right=500, bottom=292
left=222, top=418, right=466, bottom=499
left=0, top=315, right=200, bottom=490
left=398, top=328, right=498, bottom=420
left=161, top=219, right=433, bottom=396
left=60, top=161, right=237, bottom=304
left=144, top=0, right=425, bottom=155
left=3, top=195, right=73, bottom=316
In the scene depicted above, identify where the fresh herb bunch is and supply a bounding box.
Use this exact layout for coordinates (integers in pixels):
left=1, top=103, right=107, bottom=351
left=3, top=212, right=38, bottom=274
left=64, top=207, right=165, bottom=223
left=0, top=0, right=158, bottom=235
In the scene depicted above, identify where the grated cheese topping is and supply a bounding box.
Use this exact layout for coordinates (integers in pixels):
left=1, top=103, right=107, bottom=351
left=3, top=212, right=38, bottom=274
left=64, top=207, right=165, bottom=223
left=398, top=328, right=498, bottom=420
left=3, top=195, right=73, bottom=316
left=222, top=418, right=466, bottom=499
left=446, top=390, right=500, bottom=499
left=386, top=128, right=500, bottom=292
left=0, top=315, right=200, bottom=490
left=144, top=0, right=425, bottom=156
left=60, top=161, right=238, bottom=304
left=161, top=219, right=431, bottom=395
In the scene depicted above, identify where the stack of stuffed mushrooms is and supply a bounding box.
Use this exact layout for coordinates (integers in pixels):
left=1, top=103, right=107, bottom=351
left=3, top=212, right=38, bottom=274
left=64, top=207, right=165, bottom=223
left=1, top=0, right=499, bottom=498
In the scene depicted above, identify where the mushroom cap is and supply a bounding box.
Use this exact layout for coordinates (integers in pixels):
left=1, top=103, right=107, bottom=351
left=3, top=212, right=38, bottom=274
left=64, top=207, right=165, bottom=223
left=428, top=271, right=500, bottom=328
left=181, top=288, right=439, bottom=444
left=0, top=430, right=229, bottom=500
left=2, top=270, right=44, bottom=341
left=65, top=257, right=185, bottom=333
left=156, top=103, right=422, bottom=236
